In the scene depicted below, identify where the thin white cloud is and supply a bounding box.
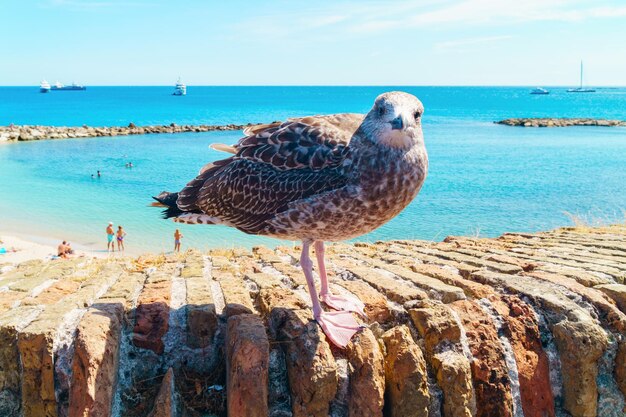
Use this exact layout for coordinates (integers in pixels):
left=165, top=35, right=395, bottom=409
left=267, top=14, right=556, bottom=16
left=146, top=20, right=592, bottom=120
left=45, top=0, right=147, bottom=9
left=435, top=35, right=513, bottom=50
left=350, top=0, right=626, bottom=32
left=230, top=0, right=626, bottom=42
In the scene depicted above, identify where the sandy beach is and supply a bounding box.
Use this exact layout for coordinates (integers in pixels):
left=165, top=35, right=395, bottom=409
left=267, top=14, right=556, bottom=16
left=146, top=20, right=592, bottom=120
left=0, top=233, right=109, bottom=264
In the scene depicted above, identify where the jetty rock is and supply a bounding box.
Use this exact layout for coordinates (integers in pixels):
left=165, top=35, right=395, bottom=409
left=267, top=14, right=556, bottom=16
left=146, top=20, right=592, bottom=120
left=495, top=118, right=626, bottom=128
left=1, top=225, right=626, bottom=416
left=0, top=122, right=280, bottom=142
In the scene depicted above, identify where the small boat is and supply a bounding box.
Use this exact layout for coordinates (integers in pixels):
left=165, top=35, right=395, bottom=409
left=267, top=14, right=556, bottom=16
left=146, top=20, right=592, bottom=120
left=51, top=81, right=87, bottom=91
left=530, top=87, right=549, bottom=95
left=173, top=78, right=186, bottom=96
left=567, top=61, right=595, bottom=93
left=40, top=80, right=51, bottom=93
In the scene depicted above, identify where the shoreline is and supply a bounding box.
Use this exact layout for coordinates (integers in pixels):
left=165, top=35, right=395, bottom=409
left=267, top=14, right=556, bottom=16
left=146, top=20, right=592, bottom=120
left=0, top=121, right=277, bottom=142
left=495, top=117, right=626, bottom=127
left=0, top=231, right=131, bottom=264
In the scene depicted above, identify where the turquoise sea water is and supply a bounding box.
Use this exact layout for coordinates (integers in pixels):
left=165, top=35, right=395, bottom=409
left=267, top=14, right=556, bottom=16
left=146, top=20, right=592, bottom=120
left=1, top=86, right=625, bottom=254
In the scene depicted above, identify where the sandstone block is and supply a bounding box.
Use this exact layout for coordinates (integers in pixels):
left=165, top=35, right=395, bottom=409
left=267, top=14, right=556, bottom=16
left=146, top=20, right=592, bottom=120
left=553, top=320, right=607, bottom=417
left=381, top=326, right=430, bottom=417
left=451, top=300, right=514, bottom=417
left=185, top=276, right=217, bottom=348
left=258, top=287, right=307, bottom=317
left=270, top=308, right=337, bottom=417
left=217, top=273, right=255, bottom=317
left=409, top=300, right=461, bottom=354
left=68, top=302, right=124, bottom=417
left=495, top=296, right=555, bottom=417
left=0, top=306, right=42, bottom=416
left=133, top=274, right=171, bottom=354
left=345, top=328, right=384, bottom=417
left=345, top=265, right=427, bottom=303
left=226, top=314, right=269, bottom=417
left=595, top=284, right=626, bottom=314
left=432, top=351, right=474, bottom=417
left=334, top=280, right=391, bottom=323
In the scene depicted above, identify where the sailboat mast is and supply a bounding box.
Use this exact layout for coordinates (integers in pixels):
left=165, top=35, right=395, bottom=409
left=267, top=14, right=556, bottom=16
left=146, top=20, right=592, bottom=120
left=580, top=60, right=583, bottom=89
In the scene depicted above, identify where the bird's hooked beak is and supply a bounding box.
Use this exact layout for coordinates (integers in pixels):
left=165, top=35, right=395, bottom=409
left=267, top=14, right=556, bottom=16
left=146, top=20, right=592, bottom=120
left=390, top=113, right=409, bottom=130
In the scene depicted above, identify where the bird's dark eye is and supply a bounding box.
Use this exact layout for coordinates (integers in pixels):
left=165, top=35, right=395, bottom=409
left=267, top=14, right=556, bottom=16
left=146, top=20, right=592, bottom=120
left=414, top=111, right=422, bottom=120
left=378, top=106, right=386, bottom=116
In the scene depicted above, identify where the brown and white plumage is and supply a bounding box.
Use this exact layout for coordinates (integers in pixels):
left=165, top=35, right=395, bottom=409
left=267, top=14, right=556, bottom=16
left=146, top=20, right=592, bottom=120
left=154, top=91, right=428, bottom=347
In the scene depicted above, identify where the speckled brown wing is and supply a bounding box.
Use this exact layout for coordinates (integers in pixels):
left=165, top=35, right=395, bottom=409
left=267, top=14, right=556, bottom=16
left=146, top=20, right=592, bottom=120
left=175, top=114, right=363, bottom=234
left=234, top=113, right=363, bottom=170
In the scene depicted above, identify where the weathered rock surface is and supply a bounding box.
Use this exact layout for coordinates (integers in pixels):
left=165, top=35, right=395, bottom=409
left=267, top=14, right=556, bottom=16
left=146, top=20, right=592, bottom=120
left=381, top=326, right=430, bottom=417
left=147, top=368, right=180, bottom=417
left=68, top=303, right=123, bottom=417
left=226, top=314, right=269, bottom=417
left=0, top=225, right=625, bottom=417
left=345, top=328, right=385, bottom=417
left=451, top=299, right=514, bottom=417
left=133, top=270, right=172, bottom=354
left=409, top=300, right=474, bottom=417
left=270, top=308, right=337, bottom=417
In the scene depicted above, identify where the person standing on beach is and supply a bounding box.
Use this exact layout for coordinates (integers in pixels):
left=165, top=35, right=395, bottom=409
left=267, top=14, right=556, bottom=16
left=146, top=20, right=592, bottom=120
left=174, top=229, right=183, bottom=252
left=106, top=222, right=115, bottom=252
left=116, top=226, right=127, bottom=252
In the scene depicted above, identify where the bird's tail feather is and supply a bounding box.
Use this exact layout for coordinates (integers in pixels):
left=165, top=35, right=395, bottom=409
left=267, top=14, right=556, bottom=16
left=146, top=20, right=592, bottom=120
left=151, top=191, right=183, bottom=219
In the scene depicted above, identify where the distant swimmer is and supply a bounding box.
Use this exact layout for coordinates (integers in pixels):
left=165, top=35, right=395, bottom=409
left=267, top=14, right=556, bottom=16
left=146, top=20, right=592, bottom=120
left=116, top=225, right=127, bottom=252
left=91, top=174, right=95, bottom=179
left=106, top=222, right=115, bottom=252
left=174, top=229, right=183, bottom=252
left=97, top=170, right=101, bottom=178
left=129, top=162, right=133, bottom=168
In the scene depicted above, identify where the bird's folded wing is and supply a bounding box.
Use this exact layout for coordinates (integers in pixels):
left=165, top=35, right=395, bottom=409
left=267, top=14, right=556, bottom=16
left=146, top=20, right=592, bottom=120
left=234, top=113, right=363, bottom=170
left=176, top=113, right=364, bottom=232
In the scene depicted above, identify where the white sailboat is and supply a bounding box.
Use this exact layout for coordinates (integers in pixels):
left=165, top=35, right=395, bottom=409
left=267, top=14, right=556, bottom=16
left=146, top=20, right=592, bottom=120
left=567, top=61, right=595, bottom=93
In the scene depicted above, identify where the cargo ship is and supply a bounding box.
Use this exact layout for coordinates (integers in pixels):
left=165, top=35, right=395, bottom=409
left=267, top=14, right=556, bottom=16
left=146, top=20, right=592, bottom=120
left=51, top=81, right=87, bottom=91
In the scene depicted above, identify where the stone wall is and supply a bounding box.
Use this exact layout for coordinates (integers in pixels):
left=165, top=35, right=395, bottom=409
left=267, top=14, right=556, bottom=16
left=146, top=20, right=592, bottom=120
left=495, top=118, right=626, bottom=127
left=1, top=225, right=625, bottom=416
left=0, top=122, right=274, bottom=142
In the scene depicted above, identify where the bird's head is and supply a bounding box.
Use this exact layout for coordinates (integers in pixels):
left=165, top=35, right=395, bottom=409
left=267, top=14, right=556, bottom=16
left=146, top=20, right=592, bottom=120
left=360, top=91, right=424, bottom=149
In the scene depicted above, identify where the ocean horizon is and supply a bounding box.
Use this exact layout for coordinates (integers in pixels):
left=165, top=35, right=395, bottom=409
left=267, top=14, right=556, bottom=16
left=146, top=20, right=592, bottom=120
left=1, top=86, right=626, bottom=254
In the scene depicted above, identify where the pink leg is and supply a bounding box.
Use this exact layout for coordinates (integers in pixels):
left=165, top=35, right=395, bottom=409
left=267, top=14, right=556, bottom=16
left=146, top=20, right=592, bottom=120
left=314, top=241, right=366, bottom=318
left=301, top=240, right=361, bottom=348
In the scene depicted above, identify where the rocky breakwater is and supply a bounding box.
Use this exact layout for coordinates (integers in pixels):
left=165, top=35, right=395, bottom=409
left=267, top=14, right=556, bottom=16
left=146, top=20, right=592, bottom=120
left=495, top=118, right=626, bottom=127
left=0, top=225, right=625, bottom=417
left=0, top=122, right=273, bottom=142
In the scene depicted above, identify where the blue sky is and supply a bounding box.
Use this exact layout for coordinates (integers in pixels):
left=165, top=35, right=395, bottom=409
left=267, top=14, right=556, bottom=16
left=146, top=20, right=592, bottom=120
left=1, top=0, right=626, bottom=86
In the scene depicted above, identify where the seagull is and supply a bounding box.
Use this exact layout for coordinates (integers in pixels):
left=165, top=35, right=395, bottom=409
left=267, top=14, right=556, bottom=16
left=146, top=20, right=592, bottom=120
left=153, top=91, right=428, bottom=347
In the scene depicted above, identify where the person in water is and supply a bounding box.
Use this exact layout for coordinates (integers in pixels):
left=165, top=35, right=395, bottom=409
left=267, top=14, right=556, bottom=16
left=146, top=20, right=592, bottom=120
left=97, top=170, right=101, bottom=178
left=106, top=222, right=115, bottom=252
left=174, top=229, right=183, bottom=252
left=116, top=226, right=127, bottom=252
